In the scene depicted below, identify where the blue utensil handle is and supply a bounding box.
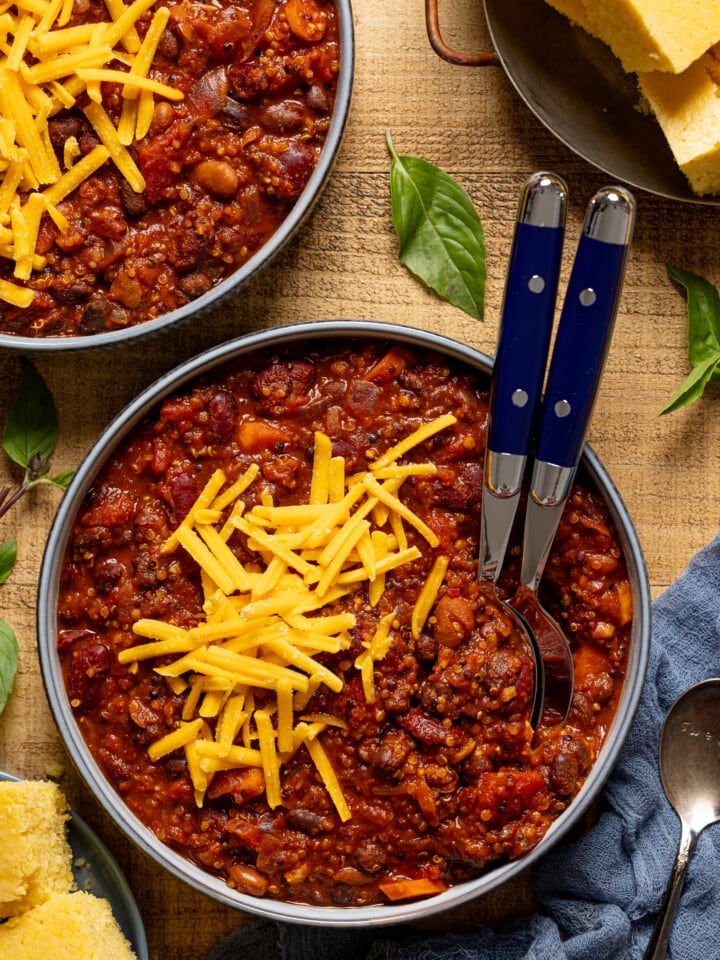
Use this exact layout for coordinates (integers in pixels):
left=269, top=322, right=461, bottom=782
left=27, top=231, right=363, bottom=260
left=488, top=215, right=565, bottom=457
left=534, top=188, right=635, bottom=469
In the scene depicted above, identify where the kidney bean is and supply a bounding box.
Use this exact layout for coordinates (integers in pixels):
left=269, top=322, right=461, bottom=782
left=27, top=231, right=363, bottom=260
left=94, top=557, right=124, bottom=594
left=259, top=100, right=306, bottom=132
left=207, top=389, right=238, bottom=443
left=306, top=83, right=330, bottom=113
left=118, top=177, right=148, bottom=218
left=57, top=628, right=99, bottom=652
left=168, top=470, right=199, bottom=521
left=156, top=27, right=179, bottom=60
left=284, top=808, right=331, bottom=836
left=67, top=642, right=112, bottom=707
left=275, top=141, right=315, bottom=197
left=250, top=359, right=315, bottom=415
left=80, top=298, right=112, bottom=333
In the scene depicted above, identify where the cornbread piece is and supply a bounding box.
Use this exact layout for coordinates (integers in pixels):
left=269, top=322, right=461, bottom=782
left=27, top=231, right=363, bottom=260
left=0, top=780, right=74, bottom=918
left=638, top=48, right=720, bottom=195
left=544, top=0, right=720, bottom=74
left=0, top=891, right=138, bottom=960
left=544, top=0, right=593, bottom=31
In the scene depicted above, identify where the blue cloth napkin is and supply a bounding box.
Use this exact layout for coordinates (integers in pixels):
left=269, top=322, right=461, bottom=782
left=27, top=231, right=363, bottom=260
left=208, top=536, right=720, bottom=960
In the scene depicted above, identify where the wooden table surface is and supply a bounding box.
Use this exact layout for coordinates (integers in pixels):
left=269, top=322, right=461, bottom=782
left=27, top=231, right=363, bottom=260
left=2, top=1, right=720, bottom=956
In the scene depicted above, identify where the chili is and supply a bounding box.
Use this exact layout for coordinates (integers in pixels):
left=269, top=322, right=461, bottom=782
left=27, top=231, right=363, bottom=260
left=0, top=0, right=340, bottom=337
left=57, top=340, right=632, bottom=907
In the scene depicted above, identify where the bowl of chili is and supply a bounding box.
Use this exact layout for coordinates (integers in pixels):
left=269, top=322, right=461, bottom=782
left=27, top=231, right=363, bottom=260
left=0, top=0, right=353, bottom=349
left=37, top=320, right=650, bottom=924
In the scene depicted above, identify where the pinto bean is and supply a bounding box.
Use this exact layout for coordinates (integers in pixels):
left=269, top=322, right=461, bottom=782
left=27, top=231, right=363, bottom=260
left=178, top=272, right=213, bottom=299
left=109, top=270, right=145, bottom=309
left=434, top=594, right=474, bottom=648
left=47, top=113, right=83, bottom=149
left=192, top=159, right=239, bottom=199
left=147, top=100, right=175, bottom=138
left=227, top=863, right=269, bottom=896
left=353, top=840, right=387, bottom=874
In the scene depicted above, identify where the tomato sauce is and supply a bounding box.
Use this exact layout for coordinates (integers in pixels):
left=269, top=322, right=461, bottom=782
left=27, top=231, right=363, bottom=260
left=56, top=341, right=632, bottom=906
left=0, top=0, right=340, bottom=337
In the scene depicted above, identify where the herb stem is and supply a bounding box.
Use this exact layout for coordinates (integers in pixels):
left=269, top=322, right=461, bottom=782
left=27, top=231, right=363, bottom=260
left=0, top=479, right=30, bottom=520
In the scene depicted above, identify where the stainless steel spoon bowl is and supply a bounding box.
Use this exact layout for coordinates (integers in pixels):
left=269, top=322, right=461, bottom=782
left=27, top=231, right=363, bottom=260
left=643, top=678, right=720, bottom=960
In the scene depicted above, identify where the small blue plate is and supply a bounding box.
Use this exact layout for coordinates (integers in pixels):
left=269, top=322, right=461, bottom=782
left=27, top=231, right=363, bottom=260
left=0, top=771, right=148, bottom=960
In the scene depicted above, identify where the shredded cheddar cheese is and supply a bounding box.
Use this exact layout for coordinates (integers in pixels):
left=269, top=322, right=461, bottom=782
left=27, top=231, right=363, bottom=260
left=0, top=0, right=183, bottom=306
left=119, top=415, right=458, bottom=818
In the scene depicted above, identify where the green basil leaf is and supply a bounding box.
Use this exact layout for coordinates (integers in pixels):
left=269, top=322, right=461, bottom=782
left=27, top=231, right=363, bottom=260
left=666, top=265, right=720, bottom=369
left=2, top=358, right=59, bottom=470
left=0, top=540, right=17, bottom=585
left=660, top=351, right=720, bottom=415
left=387, top=132, right=486, bottom=321
left=47, top=469, right=75, bottom=491
left=0, top=616, right=18, bottom=716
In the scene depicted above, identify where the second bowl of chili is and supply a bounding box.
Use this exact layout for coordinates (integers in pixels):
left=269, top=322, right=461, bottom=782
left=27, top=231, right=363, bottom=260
left=0, top=0, right=353, bottom=349
left=37, top=320, right=650, bottom=924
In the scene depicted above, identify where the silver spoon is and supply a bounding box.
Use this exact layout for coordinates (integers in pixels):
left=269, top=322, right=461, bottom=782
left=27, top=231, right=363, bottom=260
left=643, top=678, right=720, bottom=960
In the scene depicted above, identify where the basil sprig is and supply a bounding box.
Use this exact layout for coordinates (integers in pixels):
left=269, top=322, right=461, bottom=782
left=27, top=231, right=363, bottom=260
left=0, top=539, right=16, bottom=585
left=0, top=539, right=17, bottom=716
left=0, top=357, right=73, bottom=518
left=662, top=265, right=720, bottom=414
left=387, top=131, right=486, bottom=321
left=0, top=359, right=72, bottom=716
left=0, top=607, right=18, bottom=717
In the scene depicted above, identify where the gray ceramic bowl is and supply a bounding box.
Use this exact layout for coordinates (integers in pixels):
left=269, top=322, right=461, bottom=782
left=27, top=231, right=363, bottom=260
left=0, top=4, right=354, bottom=353
left=37, top=320, right=651, bottom=926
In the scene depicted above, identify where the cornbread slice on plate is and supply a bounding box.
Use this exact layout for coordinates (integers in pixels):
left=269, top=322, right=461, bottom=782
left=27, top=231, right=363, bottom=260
left=544, top=0, right=593, bottom=31
left=0, top=891, right=138, bottom=960
left=0, top=780, right=74, bottom=918
left=545, top=0, right=720, bottom=74
left=639, top=50, right=720, bottom=196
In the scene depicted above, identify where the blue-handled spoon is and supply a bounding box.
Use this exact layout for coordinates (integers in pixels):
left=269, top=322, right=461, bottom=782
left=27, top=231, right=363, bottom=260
left=480, top=171, right=567, bottom=727
left=510, top=185, right=636, bottom=728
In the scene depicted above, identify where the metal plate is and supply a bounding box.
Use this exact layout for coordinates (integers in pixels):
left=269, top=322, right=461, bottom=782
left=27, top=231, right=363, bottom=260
left=483, top=0, right=720, bottom=205
left=0, top=771, right=149, bottom=960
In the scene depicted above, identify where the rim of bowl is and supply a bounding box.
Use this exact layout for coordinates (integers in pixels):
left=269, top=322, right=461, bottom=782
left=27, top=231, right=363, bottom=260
left=37, top=319, right=651, bottom=925
left=0, top=3, right=355, bottom=354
